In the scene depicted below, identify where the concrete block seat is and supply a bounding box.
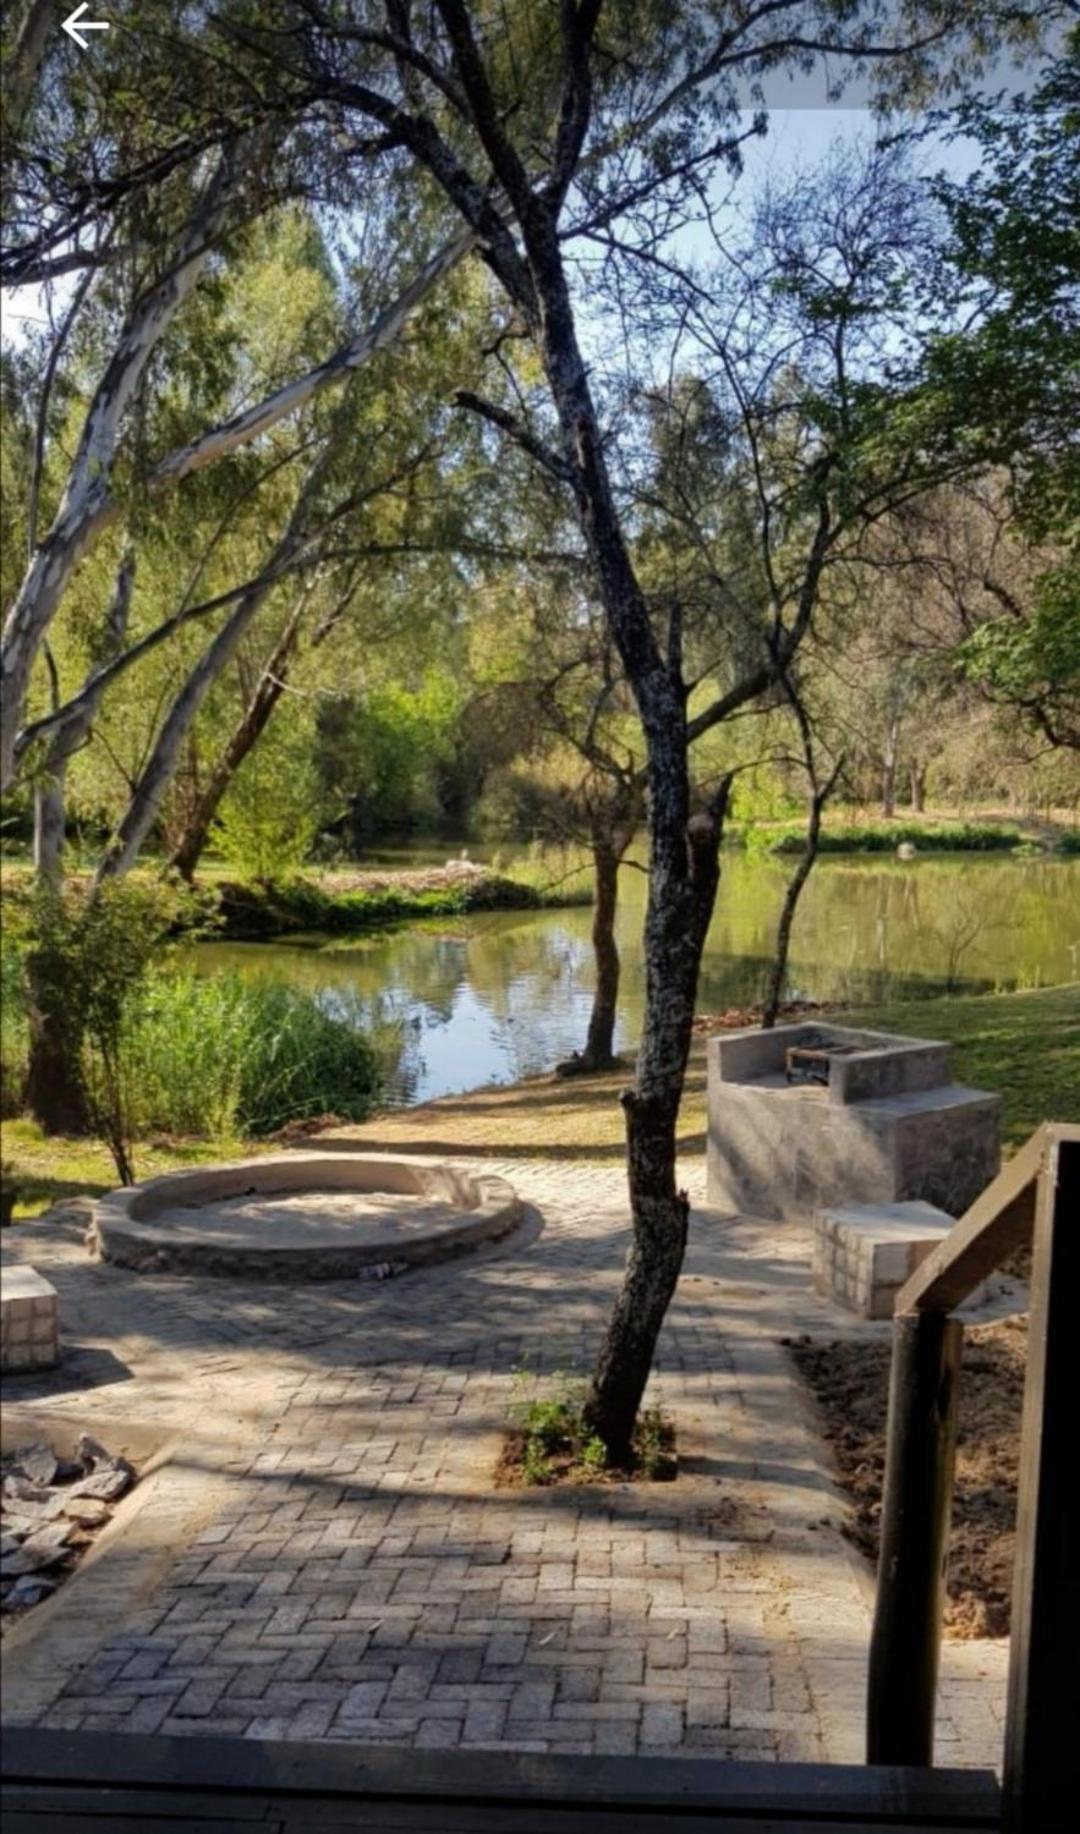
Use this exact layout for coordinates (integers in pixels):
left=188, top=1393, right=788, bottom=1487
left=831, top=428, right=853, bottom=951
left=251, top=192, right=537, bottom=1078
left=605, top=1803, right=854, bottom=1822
left=87, top=1153, right=523, bottom=1281
left=1, top=1265, right=60, bottom=1372
left=706, top=1022, right=1000, bottom=1222
left=812, top=1199, right=975, bottom=1320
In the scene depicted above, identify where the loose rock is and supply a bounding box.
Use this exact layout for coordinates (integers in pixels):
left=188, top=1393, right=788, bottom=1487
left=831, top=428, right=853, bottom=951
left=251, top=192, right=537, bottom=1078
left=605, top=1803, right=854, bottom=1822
left=9, top=1444, right=58, bottom=1489
left=1, top=1434, right=136, bottom=1624
left=69, top=1460, right=133, bottom=1503
left=61, top=1496, right=111, bottom=1527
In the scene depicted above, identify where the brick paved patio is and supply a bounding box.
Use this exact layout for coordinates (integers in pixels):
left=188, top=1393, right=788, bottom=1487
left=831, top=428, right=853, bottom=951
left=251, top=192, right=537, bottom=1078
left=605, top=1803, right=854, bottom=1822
left=0, top=1154, right=1008, bottom=1769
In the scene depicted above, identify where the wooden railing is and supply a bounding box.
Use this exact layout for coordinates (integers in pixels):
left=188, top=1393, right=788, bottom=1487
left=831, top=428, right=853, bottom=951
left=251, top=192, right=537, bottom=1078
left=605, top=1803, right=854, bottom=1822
left=866, top=1122, right=1079, bottom=1832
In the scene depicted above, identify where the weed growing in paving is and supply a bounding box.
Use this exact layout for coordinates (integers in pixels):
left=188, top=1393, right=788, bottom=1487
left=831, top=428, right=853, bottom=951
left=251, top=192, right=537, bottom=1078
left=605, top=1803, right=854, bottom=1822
left=501, top=1371, right=675, bottom=1485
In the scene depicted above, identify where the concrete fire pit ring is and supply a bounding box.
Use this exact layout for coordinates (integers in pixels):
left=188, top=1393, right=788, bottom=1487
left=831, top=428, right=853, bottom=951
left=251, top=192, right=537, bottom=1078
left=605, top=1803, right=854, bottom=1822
left=87, top=1153, right=524, bottom=1282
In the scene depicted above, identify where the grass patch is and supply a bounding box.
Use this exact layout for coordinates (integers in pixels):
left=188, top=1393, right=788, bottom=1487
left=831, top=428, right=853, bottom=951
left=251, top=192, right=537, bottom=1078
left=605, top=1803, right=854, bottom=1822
left=0, top=861, right=591, bottom=944
left=211, top=870, right=589, bottom=938
left=0, top=1119, right=261, bottom=1220
left=737, top=818, right=1027, bottom=855
left=499, top=1375, right=676, bottom=1486
left=4, top=984, right=1074, bottom=1219
left=849, top=983, right=1080, bottom=1152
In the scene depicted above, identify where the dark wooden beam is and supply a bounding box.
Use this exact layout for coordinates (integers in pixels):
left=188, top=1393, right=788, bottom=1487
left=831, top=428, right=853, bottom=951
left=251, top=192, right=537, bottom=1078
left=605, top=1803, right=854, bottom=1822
left=1003, top=1136, right=1079, bottom=1833
left=896, top=1125, right=1051, bottom=1315
left=867, top=1310, right=963, bottom=1767
left=0, top=1728, right=1002, bottom=1823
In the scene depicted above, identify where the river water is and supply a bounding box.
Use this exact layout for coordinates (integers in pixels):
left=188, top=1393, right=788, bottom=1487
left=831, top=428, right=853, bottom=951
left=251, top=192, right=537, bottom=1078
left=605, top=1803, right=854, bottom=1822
left=188, top=843, right=1079, bottom=1106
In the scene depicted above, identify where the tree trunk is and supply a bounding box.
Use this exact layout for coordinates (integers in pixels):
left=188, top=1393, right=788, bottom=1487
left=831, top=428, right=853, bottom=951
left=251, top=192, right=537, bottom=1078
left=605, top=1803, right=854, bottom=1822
left=2, top=223, right=472, bottom=791
left=582, top=839, right=620, bottom=1068
left=95, top=449, right=340, bottom=883
left=762, top=786, right=830, bottom=1029
left=24, top=553, right=134, bottom=1131
left=512, top=219, right=734, bottom=1460
left=585, top=787, right=730, bottom=1460
left=910, top=761, right=927, bottom=812
left=0, top=152, right=241, bottom=789
left=24, top=947, right=90, bottom=1134
left=882, top=708, right=900, bottom=817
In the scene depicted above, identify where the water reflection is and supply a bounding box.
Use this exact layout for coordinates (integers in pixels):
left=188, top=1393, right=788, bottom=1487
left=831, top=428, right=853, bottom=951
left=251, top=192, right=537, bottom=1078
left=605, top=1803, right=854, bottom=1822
left=187, top=851, right=1078, bottom=1104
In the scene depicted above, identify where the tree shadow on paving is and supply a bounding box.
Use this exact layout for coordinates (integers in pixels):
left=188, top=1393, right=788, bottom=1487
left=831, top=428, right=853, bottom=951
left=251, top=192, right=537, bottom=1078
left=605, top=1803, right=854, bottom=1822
left=7, top=1201, right=826, bottom=1402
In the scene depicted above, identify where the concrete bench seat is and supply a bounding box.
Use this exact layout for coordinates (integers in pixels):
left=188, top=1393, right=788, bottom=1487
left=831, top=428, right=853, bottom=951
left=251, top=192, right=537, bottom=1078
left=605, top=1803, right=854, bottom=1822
left=0, top=1264, right=60, bottom=1372
left=813, top=1200, right=965, bottom=1319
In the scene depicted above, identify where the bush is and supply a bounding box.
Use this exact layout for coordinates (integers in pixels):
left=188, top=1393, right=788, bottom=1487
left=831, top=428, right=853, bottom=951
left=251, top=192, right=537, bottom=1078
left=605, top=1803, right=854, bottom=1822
left=8, top=880, right=183, bottom=1180
left=127, top=972, right=381, bottom=1137
left=0, top=938, right=27, bottom=1117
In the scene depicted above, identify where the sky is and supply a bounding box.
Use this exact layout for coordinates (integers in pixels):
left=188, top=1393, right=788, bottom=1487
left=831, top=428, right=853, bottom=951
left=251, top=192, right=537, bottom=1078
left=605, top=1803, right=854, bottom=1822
left=0, top=103, right=983, bottom=352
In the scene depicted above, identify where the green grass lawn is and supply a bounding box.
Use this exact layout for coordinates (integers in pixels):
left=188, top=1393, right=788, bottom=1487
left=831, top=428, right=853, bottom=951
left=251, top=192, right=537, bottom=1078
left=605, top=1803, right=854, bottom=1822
left=0, top=1122, right=261, bottom=1220
left=850, top=984, right=1079, bottom=1153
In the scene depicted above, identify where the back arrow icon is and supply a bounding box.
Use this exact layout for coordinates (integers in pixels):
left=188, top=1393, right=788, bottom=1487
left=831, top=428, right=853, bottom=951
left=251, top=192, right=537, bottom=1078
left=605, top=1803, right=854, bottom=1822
left=62, top=5, right=111, bottom=50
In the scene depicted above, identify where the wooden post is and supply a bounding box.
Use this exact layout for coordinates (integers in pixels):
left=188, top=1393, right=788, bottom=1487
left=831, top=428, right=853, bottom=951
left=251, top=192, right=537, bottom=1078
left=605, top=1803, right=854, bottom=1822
left=866, top=1309, right=963, bottom=1767
left=1003, top=1139, right=1079, bottom=1832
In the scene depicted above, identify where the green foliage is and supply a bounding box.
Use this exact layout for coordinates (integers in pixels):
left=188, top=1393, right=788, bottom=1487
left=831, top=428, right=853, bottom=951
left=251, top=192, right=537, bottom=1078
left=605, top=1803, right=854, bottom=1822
left=956, top=574, right=1080, bottom=730
left=17, top=880, right=184, bottom=1182
left=0, top=938, right=28, bottom=1117
left=125, top=972, right=381, bottom=1138
left=0, top=953, right=381, bottom=1144
left=739, top=819, right=1025, bottom=856
left=321, top=671, right=467, bottom=836
left=211, top=869, right=587, bottom=939
left=213, top=711, right=324, bottom=886
left=508, top=1373, right=675, bottom=1481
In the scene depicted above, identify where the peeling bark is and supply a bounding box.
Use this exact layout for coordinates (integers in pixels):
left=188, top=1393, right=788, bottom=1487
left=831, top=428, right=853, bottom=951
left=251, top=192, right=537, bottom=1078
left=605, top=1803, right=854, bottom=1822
left=32, top=551, right=135, bottom=886
left=1, top=148, right=242, bottom=787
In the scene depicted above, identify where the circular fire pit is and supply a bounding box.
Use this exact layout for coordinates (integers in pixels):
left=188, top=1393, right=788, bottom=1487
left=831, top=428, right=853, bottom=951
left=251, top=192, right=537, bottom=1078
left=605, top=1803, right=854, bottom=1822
left=88, top=1153, right=523, bottom=1282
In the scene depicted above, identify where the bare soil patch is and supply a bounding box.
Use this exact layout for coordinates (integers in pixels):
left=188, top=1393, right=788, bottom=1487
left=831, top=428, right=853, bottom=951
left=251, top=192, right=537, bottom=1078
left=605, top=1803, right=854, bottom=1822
left=790, top=1317, right=1026, bottom=1638
left=496, top=1410, right=677, bottom=1488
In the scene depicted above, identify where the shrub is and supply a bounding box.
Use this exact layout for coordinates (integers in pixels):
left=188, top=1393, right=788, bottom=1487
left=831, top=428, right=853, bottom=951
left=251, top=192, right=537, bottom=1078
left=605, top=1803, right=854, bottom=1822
left=7, top=880, right=183, bottom=1180
left=127, top=972, right=381, bottom=1138
left=506, top=1373, right=676, bottom=1483
left=0, top=938, right=27, bottom=1117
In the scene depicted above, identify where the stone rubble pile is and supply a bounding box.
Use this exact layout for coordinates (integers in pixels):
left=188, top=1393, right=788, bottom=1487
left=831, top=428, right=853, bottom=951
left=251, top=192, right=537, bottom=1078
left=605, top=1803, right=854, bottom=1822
left=0, top=1434, right=134, bottom=1617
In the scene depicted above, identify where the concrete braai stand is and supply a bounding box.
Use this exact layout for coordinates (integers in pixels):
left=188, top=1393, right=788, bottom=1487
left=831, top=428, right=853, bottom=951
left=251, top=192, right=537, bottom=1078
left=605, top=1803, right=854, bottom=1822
left=706, top=1022, right=1000, bottom=1223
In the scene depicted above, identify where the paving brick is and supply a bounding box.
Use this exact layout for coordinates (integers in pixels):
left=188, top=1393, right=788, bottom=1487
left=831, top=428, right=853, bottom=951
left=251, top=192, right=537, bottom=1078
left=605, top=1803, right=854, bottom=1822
left=16, top=1152, right=1005, bottom=1768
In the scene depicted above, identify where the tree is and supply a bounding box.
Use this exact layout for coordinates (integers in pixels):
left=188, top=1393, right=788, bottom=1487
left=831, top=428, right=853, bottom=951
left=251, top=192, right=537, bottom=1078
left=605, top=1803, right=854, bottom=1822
left=760, top=675, right=845, bottom=1028
left=264, top=0, right=1055, bottom=1459
left=909, top=30, right=1080, bottom=746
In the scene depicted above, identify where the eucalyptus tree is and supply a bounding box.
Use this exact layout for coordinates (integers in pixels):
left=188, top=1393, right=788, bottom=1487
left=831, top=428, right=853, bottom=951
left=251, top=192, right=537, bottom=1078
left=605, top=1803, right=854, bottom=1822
left=0, top=2, right=477, bottom=788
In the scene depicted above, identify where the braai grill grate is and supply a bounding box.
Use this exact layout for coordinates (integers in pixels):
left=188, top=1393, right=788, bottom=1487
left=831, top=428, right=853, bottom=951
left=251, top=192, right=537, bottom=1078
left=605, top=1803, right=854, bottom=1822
left=784, top=1036, right=860, bottom=1086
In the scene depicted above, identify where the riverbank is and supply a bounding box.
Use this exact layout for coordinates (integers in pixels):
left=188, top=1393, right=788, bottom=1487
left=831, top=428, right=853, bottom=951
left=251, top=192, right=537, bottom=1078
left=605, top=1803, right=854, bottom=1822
left=734, top=813, right=1079, bottom=855
left=210, top=860, right=591, bottom=938
left=4, top=982, right=1075, bottom=1218
left=0, top=859, right=592, bottom=943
